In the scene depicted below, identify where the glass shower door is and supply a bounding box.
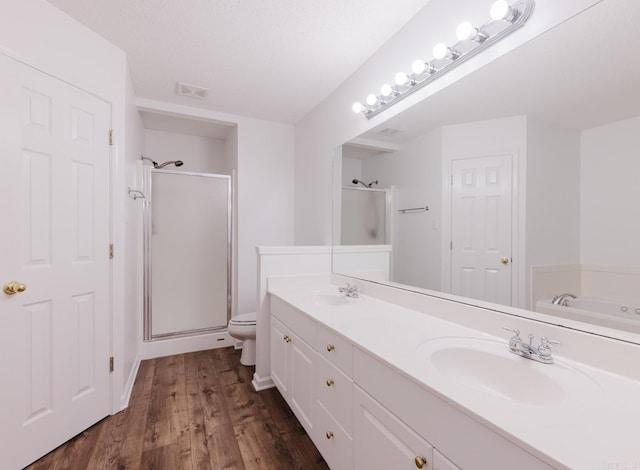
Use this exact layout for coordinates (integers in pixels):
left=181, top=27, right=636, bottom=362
left=144, top=169, right=231, bottom=340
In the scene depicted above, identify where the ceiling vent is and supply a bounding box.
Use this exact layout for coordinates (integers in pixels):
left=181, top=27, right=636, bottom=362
left=176, top=82, right=208, bottom=100
left=375, top=127, right=402, bottom=137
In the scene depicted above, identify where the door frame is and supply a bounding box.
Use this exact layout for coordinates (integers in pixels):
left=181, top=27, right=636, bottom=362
left=0, top=46, right=119, bottom=412
left=441, top=151, right=524, bottom=308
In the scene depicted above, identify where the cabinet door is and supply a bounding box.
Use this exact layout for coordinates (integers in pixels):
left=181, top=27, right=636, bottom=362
left=270, top=317, right=290, bottom=396
left=433, top=449, right=461, bottom=470
left=354, top=386, right=433, bottom=470
left=290, top=333, right=316, bottom=431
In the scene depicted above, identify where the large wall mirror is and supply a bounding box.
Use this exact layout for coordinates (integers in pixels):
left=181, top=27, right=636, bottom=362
left=332, top=0, right=640, bottom=343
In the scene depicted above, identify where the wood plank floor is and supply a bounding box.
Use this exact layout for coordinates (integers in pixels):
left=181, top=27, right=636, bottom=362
left=26, top=347, right=329, bottom=470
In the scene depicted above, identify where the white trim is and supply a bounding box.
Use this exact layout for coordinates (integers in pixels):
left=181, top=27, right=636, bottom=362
left=256, top=245, right=331, bottom=255
left=332, top=244, right=392, bottom=254
left=118, top=353, right=141, bottom=411
left=139, top=330, right=234, bottom=360
left=251, top=373, right=276, bottom=391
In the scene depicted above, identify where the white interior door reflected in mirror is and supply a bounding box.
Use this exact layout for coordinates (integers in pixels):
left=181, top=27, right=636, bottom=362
left=450, top=155, right=512, bottom=306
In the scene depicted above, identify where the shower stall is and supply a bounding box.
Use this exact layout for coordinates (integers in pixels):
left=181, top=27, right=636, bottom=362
left=341, top=186, right=392, bottom=245
left=142, top=166, right=231, bottom=341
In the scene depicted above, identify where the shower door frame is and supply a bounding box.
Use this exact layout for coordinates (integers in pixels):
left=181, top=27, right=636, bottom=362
left=143, top=167, right=232, bottom=341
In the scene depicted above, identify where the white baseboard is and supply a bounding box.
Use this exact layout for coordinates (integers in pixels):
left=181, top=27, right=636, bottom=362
left=118, top=351, right=141, bottom=412
left=252, top=372, right=275, bottom=391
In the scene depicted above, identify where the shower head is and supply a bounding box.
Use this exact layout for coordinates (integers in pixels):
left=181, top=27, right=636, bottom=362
left=141, top=156, right=184, bottom=169
left=352, top=178, right=378, bottom=188
left=155, top=160, right=184, bottom=169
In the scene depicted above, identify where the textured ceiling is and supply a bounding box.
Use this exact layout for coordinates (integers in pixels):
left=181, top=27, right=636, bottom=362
left=46, top=0, right=431, bottom=123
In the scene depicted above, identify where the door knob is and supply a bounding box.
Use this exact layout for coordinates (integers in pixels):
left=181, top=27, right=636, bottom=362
left=4, top=281, right=26, bottom=295
left=501, top=257, right=509, bottom=265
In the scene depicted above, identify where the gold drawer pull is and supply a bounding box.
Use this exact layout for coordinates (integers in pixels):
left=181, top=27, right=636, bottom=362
left=326, top=344, right=335, bottom=352
left=283, top=335, right=291, bottom=343
left=415, top=456, right=427, bottom=468
left=326, top=379, right=334, bottom=387
left=326, top=431, right=334, bottom=439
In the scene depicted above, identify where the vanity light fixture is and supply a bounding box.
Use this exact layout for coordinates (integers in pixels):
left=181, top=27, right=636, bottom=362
left=352, top=0, right=535, bottom=118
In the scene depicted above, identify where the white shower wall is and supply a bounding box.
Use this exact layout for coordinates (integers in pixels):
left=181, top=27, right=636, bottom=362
left=144, top=129, right=232, bottom=175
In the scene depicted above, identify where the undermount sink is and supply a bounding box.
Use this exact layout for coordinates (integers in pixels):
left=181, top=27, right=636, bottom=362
left=416, top=337, right=602, bottom=406
left=313, top=293, right=349, bottom=306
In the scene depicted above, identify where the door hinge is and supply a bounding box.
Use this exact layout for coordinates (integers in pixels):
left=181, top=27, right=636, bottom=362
left=109, top=357, right=114, bottom=372
left=109, top=244, right=114, bottom=259
left=109, top=129, right=114, bottom=146
left=450, top=241, right=453, bottom=250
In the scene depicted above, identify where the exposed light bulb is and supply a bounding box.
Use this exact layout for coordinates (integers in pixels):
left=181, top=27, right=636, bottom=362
left=490, top=0, right=515, bottom=21
left=433, top=43, right=458, bottom=60
left=380, top=83, right=393, bottom=97
left=352, top=102, right=364, bottom=114
left=411, top=60, right=427, bottom=75
left=394, top=72, right=409, bottom=86
left=366, top=94, right=379, bottom=106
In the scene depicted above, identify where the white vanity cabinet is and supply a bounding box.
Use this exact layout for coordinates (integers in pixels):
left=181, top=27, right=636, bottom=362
left=313, top=325, right=355, bottom=470
left=270, top=297, right=317, bottom=433
left=354, top=386, right=435, bottom=470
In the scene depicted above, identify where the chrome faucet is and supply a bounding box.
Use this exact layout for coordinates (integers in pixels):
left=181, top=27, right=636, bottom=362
left=503, top=327, right=560, bottom=364
left=338, top=283, right=359, bottom=298
left=552, top=293, right=577, bottom=306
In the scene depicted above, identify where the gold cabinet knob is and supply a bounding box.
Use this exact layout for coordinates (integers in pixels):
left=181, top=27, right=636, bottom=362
left=326, top=344, right=334, bottom=352
left=283, top=335, right=291, bottom=343
left=3, top=281, right=26, bottom=295
left=326, top=379, right=334, bottom=387
left=501, top=257, right=509, bottom=265
left=415, top=456, right=428, bottom=468
left=326, top=431, right=334, bottom=439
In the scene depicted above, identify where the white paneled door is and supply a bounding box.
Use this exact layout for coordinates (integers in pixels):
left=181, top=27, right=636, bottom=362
left=450, top=155, right=512, bottom=306
left=0, top=54, right=111, bottom=469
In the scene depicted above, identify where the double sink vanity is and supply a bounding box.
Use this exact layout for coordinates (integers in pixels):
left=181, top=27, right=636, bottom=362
left=266, top=275, right=640, bottom=469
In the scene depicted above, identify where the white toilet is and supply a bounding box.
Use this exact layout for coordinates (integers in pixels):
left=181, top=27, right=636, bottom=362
left=227, top=312, right=257, bottom=366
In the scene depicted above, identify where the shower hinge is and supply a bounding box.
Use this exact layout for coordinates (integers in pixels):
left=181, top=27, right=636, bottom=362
left=109, top=129, right=113, bottom=146
left=109, top=356, right=114, bottom=372
left=109, top=244, right=114, bottom=259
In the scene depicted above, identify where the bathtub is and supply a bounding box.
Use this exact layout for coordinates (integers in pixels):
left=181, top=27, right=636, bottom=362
left=536, top=297, right=640, bottom=334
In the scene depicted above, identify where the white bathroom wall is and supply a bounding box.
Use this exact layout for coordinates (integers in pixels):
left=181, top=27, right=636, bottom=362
left=294, top=0, right=602, bottom=246
left=144, top=130, right=229, bottom=175
left=526, top=117, right=581, bottom=306
left=0, top=0, right=136, bottom=411
left=342, top=157, right=363, bottom=187
left=362, top=129, right=442, bottom=290
left=580, top=115, right=640, bottom=266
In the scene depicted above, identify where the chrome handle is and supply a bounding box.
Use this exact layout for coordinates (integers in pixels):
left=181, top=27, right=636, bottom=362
left=540, top=336, right=561, bottom=346
left=502, top=326, right=520, bottom=337
left=501, top=257, right=509, bottom=265
left=326, top=379, right=334, bottom=387
left=3, top=281, right=26, bottom=295
left=415, top=456, right=428, bottom=468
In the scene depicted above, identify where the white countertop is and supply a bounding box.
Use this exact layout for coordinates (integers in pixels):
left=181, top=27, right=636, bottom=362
left=268, top=281, right=640, bottom=470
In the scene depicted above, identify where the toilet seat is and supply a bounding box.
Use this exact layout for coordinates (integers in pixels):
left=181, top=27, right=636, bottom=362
left=229, top=312, right=256, bottom=325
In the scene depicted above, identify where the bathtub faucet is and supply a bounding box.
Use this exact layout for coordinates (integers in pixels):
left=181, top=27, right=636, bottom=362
left=552, top=293, right=577, bottom=306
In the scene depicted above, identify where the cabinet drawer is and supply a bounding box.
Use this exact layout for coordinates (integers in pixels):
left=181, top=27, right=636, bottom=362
left=317, top=324, right=353, bottom=376
left=314, top=401, right=354, bottom=470
left=354, top=386, right=433, bottom=470
left=316, top=355, right=354, bottom=436
left=271, top=295, right=316, bottom=346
